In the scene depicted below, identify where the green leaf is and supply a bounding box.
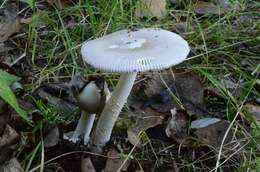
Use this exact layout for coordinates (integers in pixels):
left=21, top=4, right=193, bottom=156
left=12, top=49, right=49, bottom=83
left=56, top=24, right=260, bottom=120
left=0, top=70, right=19, bottom=85
left=0, top=69, right=30, bottom=123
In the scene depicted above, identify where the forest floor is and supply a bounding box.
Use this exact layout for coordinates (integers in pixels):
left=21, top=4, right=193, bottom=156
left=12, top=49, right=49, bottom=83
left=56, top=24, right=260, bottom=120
left=0, top=0, right=259, bottom=171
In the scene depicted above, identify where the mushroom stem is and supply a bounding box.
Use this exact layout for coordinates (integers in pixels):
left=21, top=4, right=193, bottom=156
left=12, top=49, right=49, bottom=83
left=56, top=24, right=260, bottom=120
left=83, top=113, right=95, bottom=145
left=92, top=72, right=137, bottom=146
left=71, top=111, right=95, bottom=144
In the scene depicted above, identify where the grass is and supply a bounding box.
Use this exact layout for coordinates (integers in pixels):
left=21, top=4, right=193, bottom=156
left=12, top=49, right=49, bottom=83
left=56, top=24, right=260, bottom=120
left=2, top=0, right=259, bottom=171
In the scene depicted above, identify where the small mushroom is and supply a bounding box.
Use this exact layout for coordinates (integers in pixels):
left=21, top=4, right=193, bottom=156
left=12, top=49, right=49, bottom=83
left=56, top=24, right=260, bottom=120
left=81, top=28, right=190, bottom=147
left=69, top=75, right=110, bottom=144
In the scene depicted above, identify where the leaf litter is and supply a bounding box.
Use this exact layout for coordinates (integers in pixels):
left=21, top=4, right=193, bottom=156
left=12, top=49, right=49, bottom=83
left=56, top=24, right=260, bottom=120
left=0, top=158, right=23, bottom=172
left=81, top=156, right=96, bottom=172
left=192, top=119, right=233, bottom=148
left=44, top=125, right=60, bottom=148
left=165, top=108, right=189, bottom=144
left=102, top=148, right=130, bottom=172
left=0, top=3, right=21, bottom=43
left=193, top=1, right=227, bottom=15
left=0, top=125, right=20, bottom=165
left=144, top=70, right=207, bottom=116
left=123, top=101, right=164, bottom=147
left=0, top=0, right=259, bottom=171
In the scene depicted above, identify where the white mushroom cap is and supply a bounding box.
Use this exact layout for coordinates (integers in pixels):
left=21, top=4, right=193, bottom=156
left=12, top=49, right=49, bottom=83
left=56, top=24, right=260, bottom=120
left=81, top=28, right=190, bottom=73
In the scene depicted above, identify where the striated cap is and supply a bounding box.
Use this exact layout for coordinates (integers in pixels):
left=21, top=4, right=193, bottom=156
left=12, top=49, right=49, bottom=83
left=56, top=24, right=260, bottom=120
left=81, top=28, right=190, bottom=73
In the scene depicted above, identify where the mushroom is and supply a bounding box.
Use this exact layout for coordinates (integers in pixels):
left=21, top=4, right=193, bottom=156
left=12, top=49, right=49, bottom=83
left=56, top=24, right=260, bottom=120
left=81, top=28, right=190, bottom=147
left=69, top=75, right=110, bottom=144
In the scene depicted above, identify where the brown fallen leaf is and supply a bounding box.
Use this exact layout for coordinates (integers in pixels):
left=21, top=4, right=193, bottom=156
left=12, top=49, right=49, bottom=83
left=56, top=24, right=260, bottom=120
left=0, top=125, right=19, bottom=164
left=44, top=125, right=60, bottom=148
left=135, top=0, right=167, bottom=19
left=0, top=3, right=21, bottom=43
left=165, top=108, right=189, bottom=143
left=81, top=157, right=96, bottom=172
left=125, top=106, right=164, bottom=147
left=191, top=119, right=233, bottom=148
left=0, top=125, right=19, bottom=149
left=47, top=0, right=73, bottom=9
left=0, top=158, right=23, bottom=172
left=194, top=1, right=226, bottom=15
left=102, top=149, right=129, bottom=172
left=144, top=71, right=206, bottom=116
left=0, top=101, right=11, bottom=135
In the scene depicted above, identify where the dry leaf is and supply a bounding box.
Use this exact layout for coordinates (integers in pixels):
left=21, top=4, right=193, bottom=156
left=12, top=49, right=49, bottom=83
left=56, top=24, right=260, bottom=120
left=0, top=4, right=20, bottom=42
left=0, top=102, right=11, bottom=135
left=194, top=1, right=226, bottom=15
left=125, top=107, right=164, bottom=146
left=192, top=119, right=233, bottom=147
left=102, top=149, right=129, bottom=172
left=0, top=125, right=19, bottom=164
left=44, top=126, right=59, bottom=148
left=0, top=125, right=19, bottom=149
left=47, top=0, right=73, bottom=9
left=0, top=158, right=23, bottom=172
left=81, top=157, right=96, bottom=172
left=165, top=108, right=189, bottom=143
left=145, top=71, right=206, bottom=116
left=135, top=0, right=167, bottom=19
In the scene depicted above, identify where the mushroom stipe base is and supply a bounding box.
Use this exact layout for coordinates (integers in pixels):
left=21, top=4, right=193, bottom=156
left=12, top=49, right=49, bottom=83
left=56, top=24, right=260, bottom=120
left=92, top=73, right=137, bottom=146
